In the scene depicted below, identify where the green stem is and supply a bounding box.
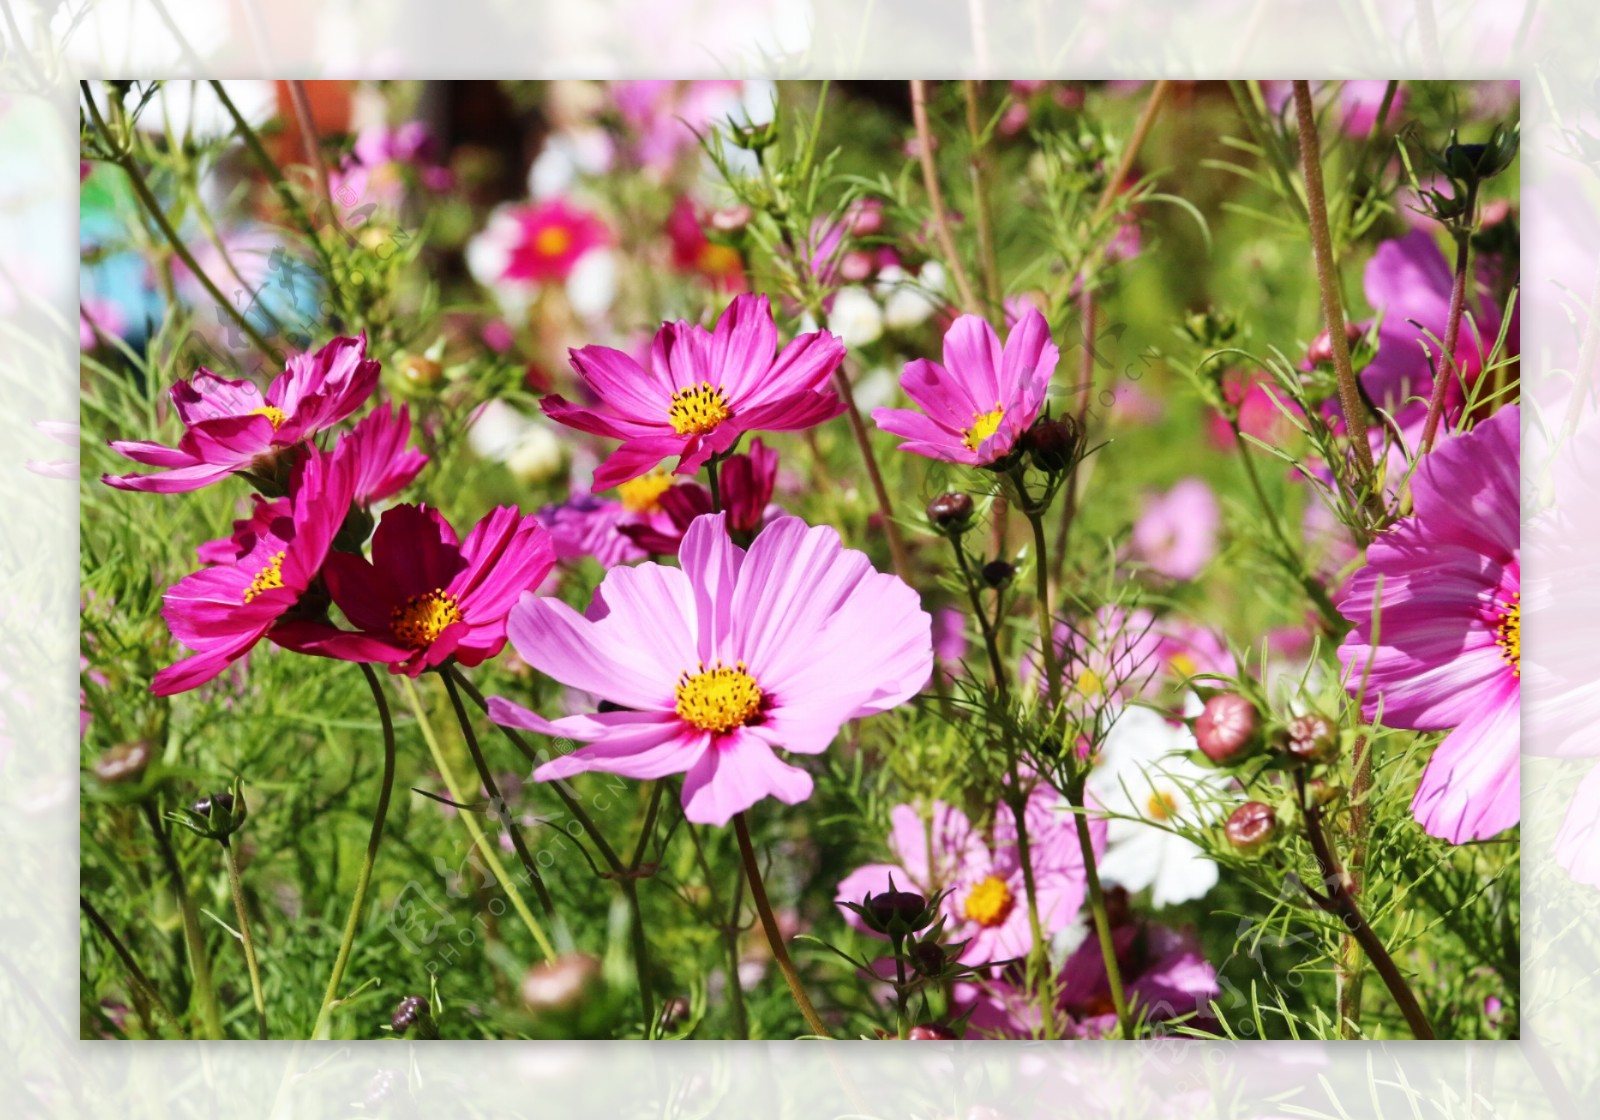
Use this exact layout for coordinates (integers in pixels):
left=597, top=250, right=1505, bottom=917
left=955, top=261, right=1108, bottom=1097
left=949, top=534, right=1009, bottom=695
left=221, top=838, right=269, bottom=1039
left=399, top=675, right=556, bottom=965
left=81, top=82, right=278, bottom=360
left=963, top=80, right=1004, bottom=313
left=1004, top=778, right=1055, bottom=1037
left=1020, top=498, right=1062, bottom=712
left=79, top=894, right=181, bottom=1036
left=1068, top=786, right=1134, bottom=1038
left=732, top=812, right=830, bottom=1037
left=312, top=663, right=397, bottom=1039
left=688, top=822, right=750, bottom=1039
left=141, top=800, right=221, bottom=1039
left=910, top=80, right=980, bottom=314
left=441, top=669, right=558, bottom=918
left=625, top=780, right=663, bottom=1033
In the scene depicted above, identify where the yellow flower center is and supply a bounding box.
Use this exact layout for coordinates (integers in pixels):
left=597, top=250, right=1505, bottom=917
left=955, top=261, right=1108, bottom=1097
left=391, top=589, right=464, bottom=647
left=242, top=550, right=286, bottom=604
left=1495, top=594, right=1520, bottom=677
left=617, top=470, right=674, bottom=513
left=675, top=661, right=763, bottom=734
left=697, top=242, right=742, bottom=276
left=534, top=225, right=572, bottom=257
left=1146, top=789, right=1179, bottom=821
left=963, top=874, right=1014, bottom=928
left=250, top=405, right=288, bottom=429
left=668, top=382, right=732, bottom=437
left=1075, top=668, right=1104, bottom=697
left=1168, top=652, right=1198, bottom=679
left=961, top=404, right=1006, bottom=452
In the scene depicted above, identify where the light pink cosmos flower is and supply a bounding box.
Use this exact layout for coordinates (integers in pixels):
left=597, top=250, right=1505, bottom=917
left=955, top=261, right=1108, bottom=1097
left=275, top=503, right=556, bottom=677
left=153, top=443, right=358, bottom=696
left=611, top=80, right=749, bottom=173
left=104, top=335, right=380, bottom=494
left=489, top=512, right=932, bottom=827
left=1128, top=478, right=1220, bottom=582
left=1338, top=404, right=1520, bottom=842
left=873, top=307, right=1059, bottom=466
left=541, top=293, right=847, bottom=490
left=835, top=789, right=1105, bottom=966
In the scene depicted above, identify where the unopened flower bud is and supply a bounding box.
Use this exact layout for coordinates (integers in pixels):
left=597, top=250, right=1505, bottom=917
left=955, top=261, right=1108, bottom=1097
left=391, top=994, right=438, bottom=1038
left=1284, top=713, right=1338, bottom=763
left=191, top=791, right=233, bottom=818
left=708, top=205, right=753, bottom=234
left=908, top=939, right=945, bottom=976
left=94, top=740, right=153, bottom=784
left=908, top=1023, right=958, bottom=1040
left=868, top=889, right=931, bottom=934
left=521, top=953, right=601, bottom=1014
left=1225, top=801, right=1278, bottom=852
left=927, top=492, right=975, bottom=533
left=1024, top=416, right=1081, bottom=473
left=981, top=560, right=1014, bottom=589
left=658, top=996, right=692, bottom=1030
left=400, top=354, right=442, bottom=387
left=1194, top=694, right=1258, bottom=764
left=1306, top=321, right=1363, bottom=366
left=181, top=788, right=246, bottom=840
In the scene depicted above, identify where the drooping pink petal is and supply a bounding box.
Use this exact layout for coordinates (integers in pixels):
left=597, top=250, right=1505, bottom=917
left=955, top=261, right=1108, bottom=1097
left=679, top=730, right=815, bottom=826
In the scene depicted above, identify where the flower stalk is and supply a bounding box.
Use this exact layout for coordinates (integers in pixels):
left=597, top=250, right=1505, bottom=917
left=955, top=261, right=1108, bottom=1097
left=141, top=800, right=221, bottom=1039
left=733, top=812, right=831, bottom=1037
left=312, top=663, right=399, bottom=1039
left=220, top=835, right=269, bottom=1039
left=1418, top=193, right=1477, bottom=453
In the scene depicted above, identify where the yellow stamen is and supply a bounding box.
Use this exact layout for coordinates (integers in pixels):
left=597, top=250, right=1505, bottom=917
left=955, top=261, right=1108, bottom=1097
left=697, top=242, right=742, bottom=276
left=1495, top=593, right=1520, bottom=677
left=250, top=405, right=287, bottom=429
left=668, top=382, right=732, bottom=437
left=1146, top=789, right=1179, bottom=821
left=242, top=550, right=286, bottom=604
left=534, top=225, right=572, bottom=257
left=1075, top=668, right=1104, bottom=697
left=617, top=470, right=674, bottom=513
left=675, top=661, right=763, bottom=734
left=961, top=404, right=1006, bottom=452
left=391, top=589, right=464, bottom=647
left=1168, top=652, right=1198, bottom=679
left=963, top=874, right=1014, bottom=928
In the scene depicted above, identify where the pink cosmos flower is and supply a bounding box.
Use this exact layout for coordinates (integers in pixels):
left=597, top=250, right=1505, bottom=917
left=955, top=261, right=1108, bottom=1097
left=619, top=439, right=781, bottom=555
left=873, top=307, right=1059, bottom=466
left=611, top=80, right=749, bottom=172
left=1337, top=404, right=1520, bottom=842
left=541, top=293, right=847, bottom=490
left=470, top=198, right=610, bottom=287
left=104, top=335, right=380, bottom=494
left=959, top=911, right=1218, bottom=1039
left=538, top=471, right=681, bottom=569
left=275, top=503, right=556, bottom=677
left=1206, top=368, right=1305, bottom=451
left=152, top=443, right=357, bottom=696
left=489, top=512, right=932, bottom=826
left=1128, top=478, right=1220, bottom=582
left=346, top=404, right=428, bottom=506
left=835, top=788, right=1105, bottom=966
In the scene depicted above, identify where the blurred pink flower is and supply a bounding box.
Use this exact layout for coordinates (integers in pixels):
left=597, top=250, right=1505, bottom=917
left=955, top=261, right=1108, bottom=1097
left=470, top=198, right=610, bottom=287
left=1129, top=478, right=1220, bottom=581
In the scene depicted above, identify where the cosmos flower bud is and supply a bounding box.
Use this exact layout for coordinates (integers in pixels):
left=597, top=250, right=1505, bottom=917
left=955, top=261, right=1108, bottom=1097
left=401, top=354, right=442, bottom=387
left=907, top=1023, right=958, bottom=1040
left=908, top=939, right=946, bottom=976
left=1023, top=415, right=1081, bottom=473
left=521, top=953, right=602, bottom=1014
left=391, top=994, right=438, bottom=1039
left=927, top=492, right=975, bottom=533
left=178, top=787, right=247, bottom=841
left=1225, top=801, right=1278, bottom=852
left=94, top=740, right=153, bottom=784
left=1180, top=307, right=1238, bottom=348
left=1306, top=321, right=1364, bottom=366
left=1193, top=694, right=1258, bottom=764
left=867, top=889, right=932, bottom=934
left=1284, top=713, right=1338, bottom=763
left=981, top=560, right=1015, bottom=589
left=658, top=996, right=692, bottom=1030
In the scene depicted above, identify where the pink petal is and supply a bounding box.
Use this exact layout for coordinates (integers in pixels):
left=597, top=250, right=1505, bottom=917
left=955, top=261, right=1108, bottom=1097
left=1411, top=693, right=1520, bottom=842
left=679, top=730, right=815, bottom=826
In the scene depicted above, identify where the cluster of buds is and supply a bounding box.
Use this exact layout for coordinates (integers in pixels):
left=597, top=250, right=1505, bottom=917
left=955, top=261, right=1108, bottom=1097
left=1192, top=694, right=1343, bottom=773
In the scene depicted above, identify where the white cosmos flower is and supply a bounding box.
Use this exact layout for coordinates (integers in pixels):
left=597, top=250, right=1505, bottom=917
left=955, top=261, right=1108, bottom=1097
left=827, top=286, right=884, bottom=348
left=1087, top=704, right=1232, bottom=908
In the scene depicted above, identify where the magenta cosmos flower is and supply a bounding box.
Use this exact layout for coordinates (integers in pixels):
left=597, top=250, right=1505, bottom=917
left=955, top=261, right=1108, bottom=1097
left=275, top=503, right=556, bottom=676
left=346, top=403, right=428, bottom=507
left=835, top=788, right=1105, bottom=966
left=1337, top=404, right=1520, bottom=842
left=489, top=512, right=932, bottom=826
left=104, top=335, right=379, bottom=493
left=153, top=443, right=357, bottom=696
left=873, top=307, right=1059, bottom=466
left=469, top=198, right=610, bottom=287
left=541, top=293, right=847, bottom=490
left=620, top=438, right=780, bottom=555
